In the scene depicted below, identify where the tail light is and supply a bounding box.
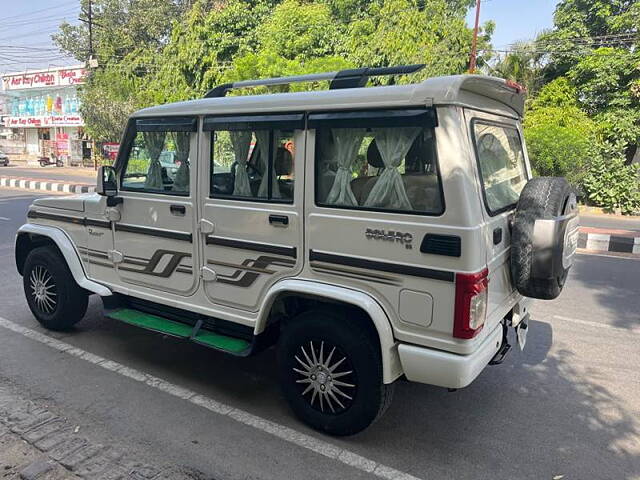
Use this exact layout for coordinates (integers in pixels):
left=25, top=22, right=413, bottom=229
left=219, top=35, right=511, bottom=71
left=453, top=268, right=489, bottom=339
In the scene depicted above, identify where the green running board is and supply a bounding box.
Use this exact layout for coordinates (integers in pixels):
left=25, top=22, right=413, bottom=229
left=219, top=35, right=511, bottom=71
left=106, top=308, right=251, bottom=355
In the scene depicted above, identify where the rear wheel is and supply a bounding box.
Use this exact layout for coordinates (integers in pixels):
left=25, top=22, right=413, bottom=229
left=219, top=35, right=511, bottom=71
left=23, top=246, right=88, bottom=330
left=278, top=309, right=394, bottom=436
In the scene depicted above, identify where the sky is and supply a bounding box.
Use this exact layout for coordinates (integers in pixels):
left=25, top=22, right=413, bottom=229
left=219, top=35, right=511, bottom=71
left=466, top=0, right=560, bottom=50
left=0, top=0, right=560, bottom=75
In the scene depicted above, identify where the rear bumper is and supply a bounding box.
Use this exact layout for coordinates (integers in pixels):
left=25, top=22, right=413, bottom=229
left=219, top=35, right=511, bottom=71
left=398, top=323, right=503, bottom=389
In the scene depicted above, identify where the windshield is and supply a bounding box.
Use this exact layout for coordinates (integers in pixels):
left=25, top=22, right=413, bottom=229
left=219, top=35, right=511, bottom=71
left=473, top=121, right=528, bottom=214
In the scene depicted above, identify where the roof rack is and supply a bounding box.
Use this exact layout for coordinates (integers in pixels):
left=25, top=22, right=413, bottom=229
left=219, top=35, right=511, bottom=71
left=204, top=64, right=426, bottom=98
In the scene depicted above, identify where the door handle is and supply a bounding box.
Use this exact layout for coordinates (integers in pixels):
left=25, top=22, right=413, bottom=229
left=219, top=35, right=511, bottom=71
left=170, top=204, right=186, bottom=216
left=493, top=227, right=503, bottom=245
left=269, top=214, right=289, bottom=226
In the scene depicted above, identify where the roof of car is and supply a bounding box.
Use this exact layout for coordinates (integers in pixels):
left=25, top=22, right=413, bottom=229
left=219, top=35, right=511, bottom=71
left=133, top=74, right=525, bottom=120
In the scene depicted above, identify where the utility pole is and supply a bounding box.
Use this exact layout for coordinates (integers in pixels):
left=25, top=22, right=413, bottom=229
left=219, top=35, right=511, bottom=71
left=88, top=0, right=93, bottom=61
left=87, top=0, right=97, bottom=170
left=469, top=0, right=481, bottom=73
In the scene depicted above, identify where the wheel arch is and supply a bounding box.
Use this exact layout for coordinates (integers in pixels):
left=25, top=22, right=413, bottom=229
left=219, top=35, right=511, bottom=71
left=15, top=224, right=112, bottom=296
left=259, top=279, right=403, bottom=384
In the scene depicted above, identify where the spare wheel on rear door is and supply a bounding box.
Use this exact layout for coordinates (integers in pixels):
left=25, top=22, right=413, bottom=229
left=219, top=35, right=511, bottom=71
left=510, top=177, right=579, bottom=300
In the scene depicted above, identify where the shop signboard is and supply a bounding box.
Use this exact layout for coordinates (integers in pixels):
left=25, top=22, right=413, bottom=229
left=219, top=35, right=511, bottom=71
left=102, top=142, right=120, bottom=161
left=2, top=67, right=88, bottom=91
left=3, top=115, right=84, bottom=128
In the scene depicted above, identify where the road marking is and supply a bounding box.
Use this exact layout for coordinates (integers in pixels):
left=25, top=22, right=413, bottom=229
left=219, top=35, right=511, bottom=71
left=0, top=316, right=421, bottom=480
left=0, top=216, right=9, bottom=221
left=553, top=315, right=640, bottom=334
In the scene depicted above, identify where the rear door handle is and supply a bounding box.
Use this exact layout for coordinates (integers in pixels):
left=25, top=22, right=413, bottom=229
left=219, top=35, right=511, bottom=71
left=170, top=204, right=186, bottom=216
left=269, top=214, right=289, bottom=226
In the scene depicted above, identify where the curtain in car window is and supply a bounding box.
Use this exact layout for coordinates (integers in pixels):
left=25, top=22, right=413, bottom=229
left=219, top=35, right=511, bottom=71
left=143, top=131, right=166, bottom=190
left=256, top=130, right=280, bottom=198
left=230, top=130, right=252, bottom=196
left=364, top=127, right=420, bottom=210
left=325, top=128, right=365, bottom=206
left=171, top=131, right=190, bottom=193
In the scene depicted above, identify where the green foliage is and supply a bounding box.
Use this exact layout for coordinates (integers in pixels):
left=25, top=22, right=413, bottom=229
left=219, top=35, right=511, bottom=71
left=582, top=150, right=640, bottom=214
left=222, top=0, right=353, bottom=88
left=347, top=0, right=493, bottom=82
left=490, top=41, right=545, bottom=95
left=539, top=0, right=640, bottom=163
left=524, top=79, right=599, bottom=185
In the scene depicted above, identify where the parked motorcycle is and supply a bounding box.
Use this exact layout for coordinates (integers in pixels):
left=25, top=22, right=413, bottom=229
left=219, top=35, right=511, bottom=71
left=39, top=156, right=64, bottom=168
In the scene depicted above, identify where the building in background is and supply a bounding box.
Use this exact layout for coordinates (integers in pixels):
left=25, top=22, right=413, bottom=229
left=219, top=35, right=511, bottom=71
left=0, top=65, right=89, bottom=165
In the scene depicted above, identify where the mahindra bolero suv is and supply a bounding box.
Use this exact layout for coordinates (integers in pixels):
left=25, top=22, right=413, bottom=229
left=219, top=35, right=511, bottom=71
left=15, top=65, right=579, bottom=435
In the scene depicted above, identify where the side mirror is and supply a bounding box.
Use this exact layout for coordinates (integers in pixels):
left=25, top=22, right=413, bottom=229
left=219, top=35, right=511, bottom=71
left=97, top=166, right=117, bottom=197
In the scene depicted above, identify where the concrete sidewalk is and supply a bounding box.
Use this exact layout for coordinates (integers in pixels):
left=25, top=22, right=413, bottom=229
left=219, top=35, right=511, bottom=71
left=578, top=226, right=640, bottom=255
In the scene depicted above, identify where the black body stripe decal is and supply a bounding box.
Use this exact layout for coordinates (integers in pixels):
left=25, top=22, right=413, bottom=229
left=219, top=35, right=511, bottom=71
left=86, top=218, right=111, bottom=228
left=214, top=256, right=295, bottom=287
left=206, top=236, right=296, bottom=258
left=309, top=262, right=402, bottom=286
left=115, top=224, right=192, bottom=242
left=309, top=250, right=454, bottom=282
left=28, top=210, right=111, bottom=229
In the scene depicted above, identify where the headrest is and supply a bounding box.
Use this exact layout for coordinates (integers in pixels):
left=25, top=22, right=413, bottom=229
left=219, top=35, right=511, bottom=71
left=366, top=140, right=384, bottom=169
left=275, top=147, right=293, bottom=176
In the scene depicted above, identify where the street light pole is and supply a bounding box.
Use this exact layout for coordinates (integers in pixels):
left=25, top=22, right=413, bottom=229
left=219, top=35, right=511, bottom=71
left=469, top=0, right=481, bottom=73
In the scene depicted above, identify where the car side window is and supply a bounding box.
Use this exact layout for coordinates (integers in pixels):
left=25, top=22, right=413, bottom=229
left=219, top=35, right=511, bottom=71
left=121, top=119, right=195, bottom=195
left=314, top=126, right=443, bottom=215
left=210, top=128, right=296, bottom=203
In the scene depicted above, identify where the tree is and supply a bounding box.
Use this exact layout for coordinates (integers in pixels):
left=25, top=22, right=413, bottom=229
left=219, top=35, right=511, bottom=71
left=490, top=42, right=544, bottom=95
left=346, top=0, right=492, bottom=82
left=523, top=78, right=599, bottom=185
left=222, top=0, right=352, bottom=89
left=53, top=0, right=194, bottom=141
left=538, top=0, right=640, bottom=163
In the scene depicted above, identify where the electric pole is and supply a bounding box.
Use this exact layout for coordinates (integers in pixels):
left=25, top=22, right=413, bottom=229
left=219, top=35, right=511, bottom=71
left=88, top=0, right=93, bottom=62
left=469, top=0, right=481, bottom=73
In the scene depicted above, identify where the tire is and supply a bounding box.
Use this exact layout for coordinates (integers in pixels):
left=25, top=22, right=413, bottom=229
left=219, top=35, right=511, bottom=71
left=23, top=246, right=89, bottom=330
left=511, top=177, right=576, bottom=300
left=278, top=309, right=394, bottom=436
left=39, top=161, right=47, bottom=167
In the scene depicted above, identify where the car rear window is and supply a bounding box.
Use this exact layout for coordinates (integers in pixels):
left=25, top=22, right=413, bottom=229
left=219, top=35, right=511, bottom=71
left=472, top=121, right=528, bottom=215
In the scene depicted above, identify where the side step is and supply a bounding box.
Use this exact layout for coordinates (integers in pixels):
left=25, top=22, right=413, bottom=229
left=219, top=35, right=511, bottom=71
left=106, top=308, right=252, bottom=356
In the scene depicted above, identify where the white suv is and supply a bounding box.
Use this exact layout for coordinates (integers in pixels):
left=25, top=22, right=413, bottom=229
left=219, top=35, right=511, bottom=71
left=16, top=66, right=579, bottom=435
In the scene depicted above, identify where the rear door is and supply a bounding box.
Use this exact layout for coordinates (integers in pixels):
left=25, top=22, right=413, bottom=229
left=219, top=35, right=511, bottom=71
left=112, top=116, right=199, bottom=296
left=198, top=113, right=305, bottom=312
left=305, top=108, right=453, bottom=335
left=466, top=111, right=530, bottom=320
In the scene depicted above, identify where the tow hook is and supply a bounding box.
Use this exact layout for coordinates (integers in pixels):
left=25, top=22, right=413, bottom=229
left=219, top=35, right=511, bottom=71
left=489, top=322, right=511, bottom=365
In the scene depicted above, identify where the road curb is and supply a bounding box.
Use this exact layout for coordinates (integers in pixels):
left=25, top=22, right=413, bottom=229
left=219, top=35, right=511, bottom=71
left=578, top=227, right=640, bottom=255
left=0, top=176, right=95, bottom=194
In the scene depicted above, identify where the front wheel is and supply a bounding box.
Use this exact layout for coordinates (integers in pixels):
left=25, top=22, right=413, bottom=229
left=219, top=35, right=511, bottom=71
left=23, top=246, right=89, bottom=330
left=278, top=310, right=394, bottom=436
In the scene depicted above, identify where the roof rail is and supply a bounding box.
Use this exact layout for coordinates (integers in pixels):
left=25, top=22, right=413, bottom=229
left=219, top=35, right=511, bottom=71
left=203, top=64, right=426, bottom=98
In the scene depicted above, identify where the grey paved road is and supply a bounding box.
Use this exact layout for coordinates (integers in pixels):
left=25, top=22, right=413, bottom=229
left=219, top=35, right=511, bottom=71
left=0, top=165, right=95, bottom=184
left=0, top=188, right=639, bottom=480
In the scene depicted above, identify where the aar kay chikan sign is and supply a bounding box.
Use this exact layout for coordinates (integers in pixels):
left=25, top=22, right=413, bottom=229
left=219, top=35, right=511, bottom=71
left=2, top=67, right=88, bottom=91
left=3, top=115, right=84, bottom=128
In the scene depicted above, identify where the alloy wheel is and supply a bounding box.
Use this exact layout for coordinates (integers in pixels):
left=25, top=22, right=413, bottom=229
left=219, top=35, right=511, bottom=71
left=29, top=265, right=58, bottom=314
left=293, top=340, right=357, bottom=414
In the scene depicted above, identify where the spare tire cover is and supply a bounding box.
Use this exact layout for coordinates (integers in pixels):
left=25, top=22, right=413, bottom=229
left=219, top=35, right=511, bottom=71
left=510, top=177, right=578, bottom=300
